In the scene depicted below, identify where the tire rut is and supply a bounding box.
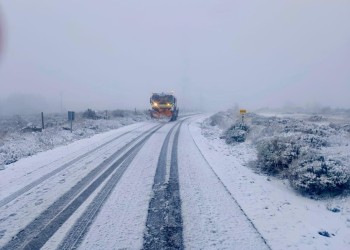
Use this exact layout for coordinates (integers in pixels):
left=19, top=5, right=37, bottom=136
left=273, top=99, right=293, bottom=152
left=58, top=125, right=163, bottom=250
left=143, top=120, right=184, bottom=250
left=0, top=124, right=162, bottom=250
left=0, top=124, right=148, bottom=209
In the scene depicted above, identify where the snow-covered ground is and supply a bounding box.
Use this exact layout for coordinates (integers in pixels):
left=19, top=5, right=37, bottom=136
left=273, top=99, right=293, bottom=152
left=179, top=120, right=269, bottom=249
left=198, top=111, right=350, bottom=249
left=0, top=122, right=155, bottom=245
left=0, top=113, right=349, bottom=249
left=0, top=110, right=150, bottom=168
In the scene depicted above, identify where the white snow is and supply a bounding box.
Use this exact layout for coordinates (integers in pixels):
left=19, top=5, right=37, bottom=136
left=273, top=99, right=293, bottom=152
left=0, top=113, right=349, bottom=249
left=178, top=119, right=269, bottom=249
left=0, top=122, right=155, bottom=247
left=0, top=112, right=150, bottom=168
left=78, top=123, right=175, bottom=249
left=193, top=114, right=350, bottom=249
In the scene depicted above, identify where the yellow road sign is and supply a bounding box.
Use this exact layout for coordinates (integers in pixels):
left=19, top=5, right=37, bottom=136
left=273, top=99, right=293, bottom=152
left=240, top=109, right=247, bottom=114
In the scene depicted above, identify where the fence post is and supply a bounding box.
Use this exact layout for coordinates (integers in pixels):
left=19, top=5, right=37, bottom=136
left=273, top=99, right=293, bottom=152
left=41, top=112, right=44, bottom=130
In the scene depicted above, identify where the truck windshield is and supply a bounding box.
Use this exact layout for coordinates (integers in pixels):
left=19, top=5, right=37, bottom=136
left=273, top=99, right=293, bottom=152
left=152, top=95, right=174, bottom=104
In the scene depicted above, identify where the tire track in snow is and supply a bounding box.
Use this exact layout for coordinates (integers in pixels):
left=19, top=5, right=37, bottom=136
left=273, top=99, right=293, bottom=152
left=57, top=124, right=163, bottom=250
left=143, top=120, right=184, bottom=250
left=0, top=123, right=149, bottom=209
left=0, top=124, right=162, bottom=250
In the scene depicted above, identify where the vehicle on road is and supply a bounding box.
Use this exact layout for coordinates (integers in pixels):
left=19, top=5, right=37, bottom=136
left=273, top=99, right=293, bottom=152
left=149, top=92, right=179, bottom=121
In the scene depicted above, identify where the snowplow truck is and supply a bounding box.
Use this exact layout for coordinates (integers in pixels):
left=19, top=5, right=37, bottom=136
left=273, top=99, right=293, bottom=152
left=150, top=93, right=179, bottom=121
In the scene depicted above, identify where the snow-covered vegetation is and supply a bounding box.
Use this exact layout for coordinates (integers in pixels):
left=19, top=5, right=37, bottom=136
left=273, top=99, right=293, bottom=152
left=223, top=122, right=250, bottom=144
left=289, top=153, right=349, bottom=195
left=208, top=110, right=237, bottom=130
left=0, top=109, right=149, bottom=167
left=206, top=110, right=350, bottom=196
left=256, top=135, right=302, bottom=176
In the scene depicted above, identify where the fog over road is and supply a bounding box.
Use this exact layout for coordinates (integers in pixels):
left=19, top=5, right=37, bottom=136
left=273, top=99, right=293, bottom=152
left=1, top=1, right=350, bottom=114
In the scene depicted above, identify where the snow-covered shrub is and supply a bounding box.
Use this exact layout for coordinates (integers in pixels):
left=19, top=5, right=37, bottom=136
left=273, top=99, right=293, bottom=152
left=256, top=136, right=303, bottom=175
left=112, top=110, right=124, bottom=117
left=4, top=156, right=17, bottom=165
left=0, top=115, right=27, bottom=133
left=0, top=132, right=6, bottom=145
left=284, top=122, right=331, bottom=137
left=289, top=153, right=350, bottom=194
left=208, top=111, right=236, bottom=130
left=308, top=115, right=326, bottom=122
left=251, top=116, right=290, bottom=137
left=329, top=123, right=350, bottom=134
left=345, top=125, right=350, bottom=133
left=224, top=123, right=249, bottom=144
left=21, top=124, right=42, bottom=133
left=209, top=111, right=350, bottom=196
left=82, top=109, right=99, bottom=119
left=250, top=114, right=282, bottom=127
left=112, top=109, right=132, bottom=118
left=297, top=134, right=328, bottom=149
left=255, top=133, right=328, bottom=175
left=210, top=112, right=225, bottom=126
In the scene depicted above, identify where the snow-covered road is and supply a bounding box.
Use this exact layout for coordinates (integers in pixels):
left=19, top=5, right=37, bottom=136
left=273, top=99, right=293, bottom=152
left=0, top=115, right=347, bottom=249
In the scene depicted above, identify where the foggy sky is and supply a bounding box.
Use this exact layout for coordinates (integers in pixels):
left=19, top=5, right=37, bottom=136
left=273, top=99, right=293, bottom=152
left=0, top=0, right=350, bottom=115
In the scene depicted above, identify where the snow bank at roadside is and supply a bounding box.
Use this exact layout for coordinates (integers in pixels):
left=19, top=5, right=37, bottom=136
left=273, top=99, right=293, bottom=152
left=0, top=110, right=150, bottom=168
left=194, top=114, right=350, bottom=249
left=205, top=111, right=350, bottom=196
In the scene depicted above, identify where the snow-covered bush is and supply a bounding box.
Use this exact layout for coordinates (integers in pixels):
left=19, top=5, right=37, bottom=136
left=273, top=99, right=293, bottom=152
left=330, top=123, right=350, bottom=133
left=256, top=133, right=328, bottom=174
left=0, top=115, right=27, bottom=133
left=308, top=115, right=326, bottom=122
left=82, top=109, right=99, bottom=119
left=223, top=123, right=249, bottom=144
left=252, top=114, right=335, bottom=176
left=297, top=134, right=328, bottom=149
left=0, top=132, right=6, bottom=145
left=208, top=111, right=237, bottom=130
left=345, top=125, right=350, bottom=133
left=251, top=116, right=291, bottom=138
left=284, top=122, right=334, bottom=138
left=206, top=111, right=350, bottom=196
left=210, top=112, right=227, bottom=127
left=289, top=153, right=350, bottom=194
left=112, top=110, right=131, bottom=117
left=4, top=155, right=18, bottom=165
left=256, top=136, right=303, bottom=175
left=209, top=113, right=223, bottom=126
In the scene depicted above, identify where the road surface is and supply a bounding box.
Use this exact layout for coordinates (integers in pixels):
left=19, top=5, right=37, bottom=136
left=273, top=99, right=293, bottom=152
left=0, top=116, right=270, bottom=249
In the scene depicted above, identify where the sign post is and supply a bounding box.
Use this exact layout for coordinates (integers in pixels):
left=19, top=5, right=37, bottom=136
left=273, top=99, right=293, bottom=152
left=68, top=111, right=75, bottom=132
left=240, top=109, right=247, bottom=123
